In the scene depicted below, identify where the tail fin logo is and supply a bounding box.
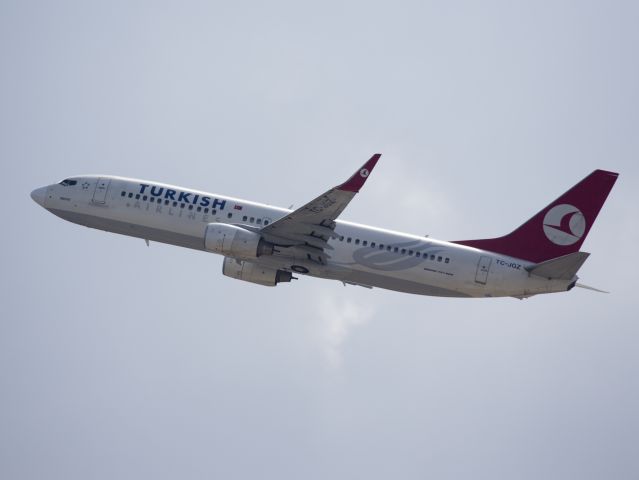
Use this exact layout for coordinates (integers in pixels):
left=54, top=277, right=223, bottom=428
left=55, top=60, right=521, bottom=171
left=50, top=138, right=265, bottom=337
left=360, top=168, right=370, bottom=178
left=543, top=204, right=586, bottom=246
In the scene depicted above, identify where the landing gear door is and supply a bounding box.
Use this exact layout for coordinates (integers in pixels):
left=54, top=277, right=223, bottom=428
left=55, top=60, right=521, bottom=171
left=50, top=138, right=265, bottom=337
left=475, top=256, right=492, bottom=285
left=92, top=178, right=111, bottom=204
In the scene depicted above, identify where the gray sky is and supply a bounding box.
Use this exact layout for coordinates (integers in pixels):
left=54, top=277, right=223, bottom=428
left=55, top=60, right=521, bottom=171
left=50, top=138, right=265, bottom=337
left=2, top=1, right=638, bottom=479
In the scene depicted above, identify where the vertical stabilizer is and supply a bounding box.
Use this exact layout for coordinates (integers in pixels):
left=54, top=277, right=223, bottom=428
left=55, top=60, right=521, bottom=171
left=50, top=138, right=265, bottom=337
left=453, top=170, right=618, bottom=262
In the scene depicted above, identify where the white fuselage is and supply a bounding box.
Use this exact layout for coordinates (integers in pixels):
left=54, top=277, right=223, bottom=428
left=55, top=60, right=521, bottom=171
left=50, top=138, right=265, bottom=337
left=33, top=175, right=573, bottom=298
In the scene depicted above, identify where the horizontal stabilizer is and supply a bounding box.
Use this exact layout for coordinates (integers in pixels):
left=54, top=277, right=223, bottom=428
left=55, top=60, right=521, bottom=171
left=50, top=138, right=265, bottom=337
left=575, top=283, right=609, bottom=294
left=526, top=251, right=590, bottom=280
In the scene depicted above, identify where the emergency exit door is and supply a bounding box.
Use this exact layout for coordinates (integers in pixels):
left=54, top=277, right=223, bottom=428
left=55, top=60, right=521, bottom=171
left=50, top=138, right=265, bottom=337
left=475, top=256, right=492, bottom=284
left=92, top=178, right=111, bottom=204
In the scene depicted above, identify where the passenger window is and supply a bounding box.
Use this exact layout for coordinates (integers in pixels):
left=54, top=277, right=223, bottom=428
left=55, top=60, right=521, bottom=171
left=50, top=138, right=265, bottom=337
left=250, top=217, right=255, bottom=223
left=165, top=200, right=169, bottom=206
left=362, top=240, right=368, bottom=246
left=128, top=193, right=133, bottom=198
left=430, top=255, right=435, bottom=260
left=355, top=239, right=360, bottom=245
left=401, top=248, right=406, bottom=255
left=143, top=195, right=148, bottom=201
left=408, top=250, right=413, bottom=256
left=445, top=258, right=450, bottom=264
left=437, top=256, right=442, bottom=262
left=197, top=206, right=201, bottom=212
left=204, top=208, right=209, bottom=213
left=263, top=220, right=268, bottom=225
left=135, top=194, right=140, bottom=199
left=243, top=215, right=248, bottom=221
left=394, top=247, right=398, bottom=253
left=173, top=201, right=178, bottom=207
left=212, top=209, right=217, bottom=215
left=416, top=252, right=421, bottom=257
left=121, top=191, right=126, bottom=197
left=180, top=203, right=185, bottom=209
left=347, top=238, right=352, bottom=243
left=227, top=213, right=232, bottom=218
left=371, top=242, right=376, bottom=248
left=387, top=246, right=392, bottom=251
left=150, top=197, right=155, bottom=203
left=339, top=236, right=344, bottom=241
left=256, top=218, right=262, bottom=224
left=188, top=205, right=193, bottom=210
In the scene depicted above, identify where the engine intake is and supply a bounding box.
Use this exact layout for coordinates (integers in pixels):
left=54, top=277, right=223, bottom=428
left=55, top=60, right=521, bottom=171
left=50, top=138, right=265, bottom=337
left=222, top=257, right=293, bottom=286
left=205, top=223, right=274, bottom=259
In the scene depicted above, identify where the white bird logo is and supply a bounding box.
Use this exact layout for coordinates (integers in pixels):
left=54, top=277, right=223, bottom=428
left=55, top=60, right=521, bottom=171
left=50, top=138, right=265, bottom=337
left=543, top=204, right=586, bottom=246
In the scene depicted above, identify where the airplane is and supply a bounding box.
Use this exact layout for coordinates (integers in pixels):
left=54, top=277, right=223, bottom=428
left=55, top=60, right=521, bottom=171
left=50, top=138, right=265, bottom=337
left=30, top=155, right=618, bottom=298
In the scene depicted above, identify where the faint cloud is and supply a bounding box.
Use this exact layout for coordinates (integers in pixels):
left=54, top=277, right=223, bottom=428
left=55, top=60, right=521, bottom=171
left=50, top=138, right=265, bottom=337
left=314, top=292, right=376, bottom=368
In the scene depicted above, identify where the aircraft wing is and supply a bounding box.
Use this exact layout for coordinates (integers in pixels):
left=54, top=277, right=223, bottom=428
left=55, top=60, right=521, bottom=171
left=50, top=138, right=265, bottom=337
left=259, top=154, right=381, bottom=262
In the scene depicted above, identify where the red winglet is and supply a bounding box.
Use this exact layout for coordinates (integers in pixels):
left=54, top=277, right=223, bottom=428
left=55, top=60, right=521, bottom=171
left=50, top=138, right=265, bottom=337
left=338, top=154, right=381, bottom=193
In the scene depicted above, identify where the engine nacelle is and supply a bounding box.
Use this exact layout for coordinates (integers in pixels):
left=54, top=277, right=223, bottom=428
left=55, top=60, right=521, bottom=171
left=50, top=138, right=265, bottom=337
left=205, top=223, right=274, bottom=259
left=222, top=257, right=293, bottom=287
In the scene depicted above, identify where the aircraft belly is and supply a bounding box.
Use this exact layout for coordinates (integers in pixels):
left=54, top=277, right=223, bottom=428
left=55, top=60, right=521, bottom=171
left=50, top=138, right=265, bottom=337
left=338, top=268, right=471, bottom=297
left=47, top=208, right=206, bottom=251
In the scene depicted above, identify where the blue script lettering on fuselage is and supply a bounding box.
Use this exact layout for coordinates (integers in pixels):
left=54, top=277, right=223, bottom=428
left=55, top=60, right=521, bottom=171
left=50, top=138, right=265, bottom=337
left=138, top=183, right=226, bottom=209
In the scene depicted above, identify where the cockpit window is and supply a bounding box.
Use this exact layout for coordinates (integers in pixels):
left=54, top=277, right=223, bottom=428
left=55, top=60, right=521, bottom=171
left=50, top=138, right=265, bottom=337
left=59, top=179, right=77, bottom=186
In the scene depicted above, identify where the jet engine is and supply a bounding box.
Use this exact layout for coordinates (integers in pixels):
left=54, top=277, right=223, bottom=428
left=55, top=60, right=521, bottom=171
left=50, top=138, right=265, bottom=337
left=205, top=223, right=274, bottom=259
left=222, top=257, right=293, bottom=286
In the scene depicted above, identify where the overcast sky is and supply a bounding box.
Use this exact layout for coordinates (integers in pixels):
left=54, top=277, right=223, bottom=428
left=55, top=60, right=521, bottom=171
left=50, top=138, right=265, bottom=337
left=1, top=1, right=638, bottom=479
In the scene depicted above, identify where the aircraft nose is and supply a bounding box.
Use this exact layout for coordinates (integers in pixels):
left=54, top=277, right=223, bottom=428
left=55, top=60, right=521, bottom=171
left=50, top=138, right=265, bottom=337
left=30, top=187, right=47, bottom=207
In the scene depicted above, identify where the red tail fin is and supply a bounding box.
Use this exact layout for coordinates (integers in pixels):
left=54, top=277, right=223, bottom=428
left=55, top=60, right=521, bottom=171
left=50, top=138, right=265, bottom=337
left=452, top=169, right=619, bottom=263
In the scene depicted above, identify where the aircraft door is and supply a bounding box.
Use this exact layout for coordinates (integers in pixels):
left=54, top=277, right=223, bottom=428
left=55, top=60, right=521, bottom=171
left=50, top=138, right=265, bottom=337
left=475, top=256, right=492, bottom=284
left=92, top=178, right=111, bottom=204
